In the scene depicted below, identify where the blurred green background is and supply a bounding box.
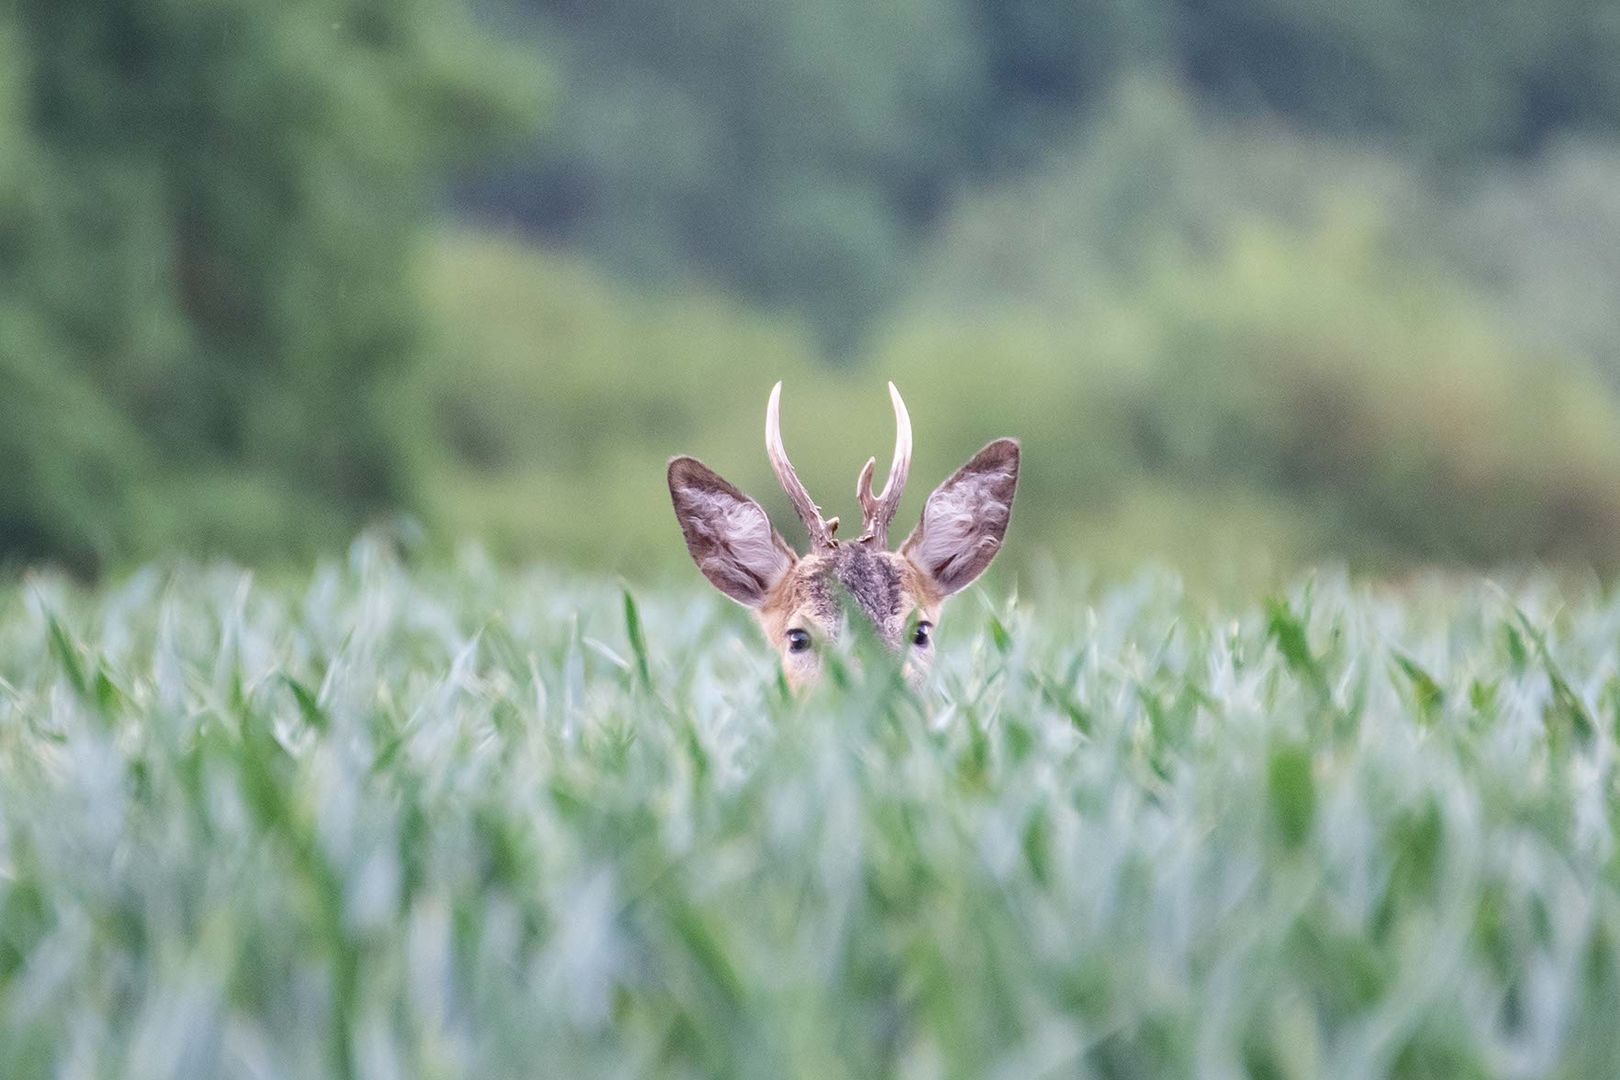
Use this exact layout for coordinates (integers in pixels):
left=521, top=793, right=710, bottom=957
left=7, top=0, right=1620, bottom=592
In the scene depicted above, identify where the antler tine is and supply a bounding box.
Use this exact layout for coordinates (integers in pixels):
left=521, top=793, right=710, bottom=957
left=856, top=381, right=912, bottom=547
left=766, top=382, right=838, bottom=550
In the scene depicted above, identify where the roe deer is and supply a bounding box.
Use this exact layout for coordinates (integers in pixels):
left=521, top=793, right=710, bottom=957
left=668, top=382, right=1019, bottom=687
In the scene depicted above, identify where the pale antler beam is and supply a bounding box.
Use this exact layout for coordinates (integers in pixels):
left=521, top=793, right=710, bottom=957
left=856, top=381, right=912, bottom=547
left=766, top=381, right=838, bottom=551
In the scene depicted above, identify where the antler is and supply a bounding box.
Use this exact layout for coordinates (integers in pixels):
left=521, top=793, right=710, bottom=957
left=855, top=381, right=912, bottom=547
left=766, top=382, right=839, bottom=551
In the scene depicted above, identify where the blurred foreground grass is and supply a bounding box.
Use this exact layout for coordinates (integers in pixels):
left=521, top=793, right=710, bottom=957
left=2, top=541, right=1619, bottom=1076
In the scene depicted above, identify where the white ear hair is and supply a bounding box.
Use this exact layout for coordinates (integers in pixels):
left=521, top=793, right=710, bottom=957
left=686, top=489, right=788, bottom=587
left=902, top=439, right=1019, bottom=596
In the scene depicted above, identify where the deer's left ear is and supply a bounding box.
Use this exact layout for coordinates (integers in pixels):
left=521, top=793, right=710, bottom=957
left=901, top=439, right=1019, bottom=596
left=668, top=456, right=797, bottom=607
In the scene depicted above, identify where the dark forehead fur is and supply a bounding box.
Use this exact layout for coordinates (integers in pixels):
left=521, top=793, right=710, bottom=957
left=799, top=545, right=905, bottom=641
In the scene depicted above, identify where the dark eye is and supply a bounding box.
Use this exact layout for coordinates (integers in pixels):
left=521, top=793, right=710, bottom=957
left=913, top=621, right=933, bottom=648
left=786, top=628, right=812, bottom=654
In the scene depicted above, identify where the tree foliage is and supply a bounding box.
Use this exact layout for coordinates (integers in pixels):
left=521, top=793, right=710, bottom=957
left=475, top=0, right=1620, bottom=341
left=0, top=0, right=536, bottom=568
left=12, top=0, right=1620, bottom=574
left=423, top=88, right=1620, bottom=586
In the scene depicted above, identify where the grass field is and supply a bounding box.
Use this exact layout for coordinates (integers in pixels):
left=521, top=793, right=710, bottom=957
left=1, top=540, right=1618, bottom=1078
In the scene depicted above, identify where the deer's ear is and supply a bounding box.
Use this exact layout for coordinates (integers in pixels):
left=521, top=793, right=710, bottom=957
left=901, top=439, right=1019, bottom=596
left=668, top=456, right=796, bottom=607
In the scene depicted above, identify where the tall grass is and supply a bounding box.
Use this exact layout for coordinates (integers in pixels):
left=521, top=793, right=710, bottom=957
left=1, top=541, right=1618, bottom=1076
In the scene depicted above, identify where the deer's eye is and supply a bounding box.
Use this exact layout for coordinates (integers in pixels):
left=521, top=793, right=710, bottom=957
left=785, top=628, right=812, bottom=654
left=913, top=621, right=933, bottom=648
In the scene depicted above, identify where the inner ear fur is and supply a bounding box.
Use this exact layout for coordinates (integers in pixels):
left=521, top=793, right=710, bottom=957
left=901, top=438, right=1019, bottom=596
left=668, top=456, right=797, bottom=607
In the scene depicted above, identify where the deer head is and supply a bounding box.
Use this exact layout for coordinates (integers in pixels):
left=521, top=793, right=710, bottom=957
left=668, top=382, right=1019, bottom=687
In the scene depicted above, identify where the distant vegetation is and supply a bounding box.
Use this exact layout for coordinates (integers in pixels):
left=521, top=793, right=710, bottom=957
left=8, top=1, right=1620, bottom=587
left=423, top=87, right=1620, bottom=589
left=475, top=0, right=1620, bottom=344
left=0, top=1, right=539, bottom=571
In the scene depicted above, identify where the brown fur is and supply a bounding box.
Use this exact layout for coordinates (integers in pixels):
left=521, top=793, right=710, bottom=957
left=761, top=547, right=935, bottom=648
left=756, top=547, right=940, bottom=688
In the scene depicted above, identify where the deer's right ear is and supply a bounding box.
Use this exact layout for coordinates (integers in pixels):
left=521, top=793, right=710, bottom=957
left=900, top=438, right=1019, bottom=596
left=668, top=456, right=796, bottom=607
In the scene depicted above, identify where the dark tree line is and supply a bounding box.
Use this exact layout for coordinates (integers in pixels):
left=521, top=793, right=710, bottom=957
left=471, top=0, right=1620, bottom=345
left=0, top=0, right=535, bottom=568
